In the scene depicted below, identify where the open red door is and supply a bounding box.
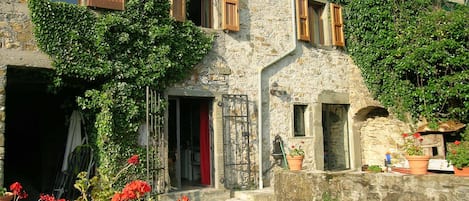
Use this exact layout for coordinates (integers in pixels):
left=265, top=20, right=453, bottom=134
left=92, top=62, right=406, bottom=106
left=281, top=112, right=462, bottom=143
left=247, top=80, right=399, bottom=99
left=199, top=102, right=211, bottom=185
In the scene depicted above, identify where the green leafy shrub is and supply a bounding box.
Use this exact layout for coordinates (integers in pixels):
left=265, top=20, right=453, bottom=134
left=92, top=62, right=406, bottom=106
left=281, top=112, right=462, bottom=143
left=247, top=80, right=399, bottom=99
left=28, top=0, right=213, bottom=187
left=340, top=0, right=469, bottom=126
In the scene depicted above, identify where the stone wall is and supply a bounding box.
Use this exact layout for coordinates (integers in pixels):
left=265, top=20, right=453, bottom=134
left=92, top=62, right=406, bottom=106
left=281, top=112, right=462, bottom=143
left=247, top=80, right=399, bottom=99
left=169, top=0, right=384, bottom=187
left=0, top=0, right=52, bottom=186
left=0, top=0, right=415, bottom=193
left=275, top=170, right=469, bottom=201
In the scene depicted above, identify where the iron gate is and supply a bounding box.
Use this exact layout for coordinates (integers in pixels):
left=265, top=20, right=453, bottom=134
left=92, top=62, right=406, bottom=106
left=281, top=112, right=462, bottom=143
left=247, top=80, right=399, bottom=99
left=221, top=94, right=252, bottom=189
left=145, top=86, right=167, bottom=194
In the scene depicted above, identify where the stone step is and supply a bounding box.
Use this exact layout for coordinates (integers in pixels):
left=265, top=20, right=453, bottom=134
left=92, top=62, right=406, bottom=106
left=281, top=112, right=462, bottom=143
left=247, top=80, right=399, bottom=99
left=158, top=188, right=231, bottom=201
left=229, top=187, right=275, bottom=201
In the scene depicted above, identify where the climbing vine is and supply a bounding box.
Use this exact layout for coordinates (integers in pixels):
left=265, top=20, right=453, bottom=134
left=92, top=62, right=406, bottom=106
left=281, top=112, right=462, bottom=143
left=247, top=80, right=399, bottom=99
left=28, top=0, right=213, bottom=185
left=338, top=0, right=469, bottom=127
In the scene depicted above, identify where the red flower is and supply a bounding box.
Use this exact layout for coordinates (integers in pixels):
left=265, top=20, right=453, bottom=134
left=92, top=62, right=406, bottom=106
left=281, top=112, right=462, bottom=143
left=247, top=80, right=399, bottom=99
left=9, top=182, right=22, bottom=195
left=127, top=155, right=139, bottom=165
left=9, top=182, right=27, bottom=199
left=402, top=133, right=409, bottom=138
left=454, top=140, right=461, bottom=145
left=413, top=132, right=421, bottom=138
left=178, top=195, right=190, bottom=201
left=121, top=180, right=151, bottom=199
left=111, top=192, right=123, bottom=201
left=39, top=194, right=56, bottom=201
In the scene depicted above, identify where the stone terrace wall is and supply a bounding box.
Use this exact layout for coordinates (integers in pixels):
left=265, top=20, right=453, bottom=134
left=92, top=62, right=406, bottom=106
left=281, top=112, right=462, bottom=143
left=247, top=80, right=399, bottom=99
left=275, top=170, right=469, bottom=201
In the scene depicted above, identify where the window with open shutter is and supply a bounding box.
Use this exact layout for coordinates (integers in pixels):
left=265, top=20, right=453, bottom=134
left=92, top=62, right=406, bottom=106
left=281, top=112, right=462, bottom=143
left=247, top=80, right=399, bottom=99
left=171, top=0, right=186, bottom=22
left=296, top=0, right=310, bottom=41
left=330, top=3, right=344, bottom=47
left=85, top=0, right=125, bottom=10
left=223, top=0, right=239, bottom=31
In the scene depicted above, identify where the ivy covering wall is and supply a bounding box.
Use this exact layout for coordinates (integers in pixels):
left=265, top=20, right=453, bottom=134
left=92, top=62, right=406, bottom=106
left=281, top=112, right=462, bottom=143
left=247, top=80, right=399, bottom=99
left=338, top=0, right=469, bottom=128
left=28, top=0, right=213, bottom=185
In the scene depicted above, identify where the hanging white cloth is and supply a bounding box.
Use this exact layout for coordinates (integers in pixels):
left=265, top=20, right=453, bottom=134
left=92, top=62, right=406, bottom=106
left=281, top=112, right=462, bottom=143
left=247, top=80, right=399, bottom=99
left=61, top=110, right=86, bottom=171
left=137, top=122, right=148, bottom=146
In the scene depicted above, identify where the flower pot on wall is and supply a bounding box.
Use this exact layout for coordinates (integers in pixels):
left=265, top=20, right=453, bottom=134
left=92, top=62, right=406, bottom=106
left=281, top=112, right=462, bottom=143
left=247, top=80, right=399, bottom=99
left=406, top=155, right=430, bottom=175
left=286, top=155, right=304, bottom=171
left=453, top=166, right=469, bottom=176
left=0, top=192, right=13, bottom=201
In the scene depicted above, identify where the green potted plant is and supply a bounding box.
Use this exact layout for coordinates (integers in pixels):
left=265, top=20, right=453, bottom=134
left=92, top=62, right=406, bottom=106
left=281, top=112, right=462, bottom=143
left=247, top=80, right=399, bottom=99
left=446, top=133, right=469, bottom=176
left=0, top=182, right=27, bottom=201
left=287, top=141, right=305, bottom=171
left=366, top=165, right=383, bottom=173
left=400, top=132, right=430, bottom=175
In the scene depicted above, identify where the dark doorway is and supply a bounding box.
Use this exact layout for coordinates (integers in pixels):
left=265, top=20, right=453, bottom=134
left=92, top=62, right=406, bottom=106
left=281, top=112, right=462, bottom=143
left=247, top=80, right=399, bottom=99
left=4, top=67, right=76, bottom=200
left=322, top=104, right=350, bottom=171
left=168, top=97, right=212, bottom=190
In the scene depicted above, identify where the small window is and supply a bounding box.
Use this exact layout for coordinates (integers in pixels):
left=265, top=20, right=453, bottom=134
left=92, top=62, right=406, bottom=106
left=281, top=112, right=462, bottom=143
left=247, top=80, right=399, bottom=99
left=296, top=0, right=344, bottom=47
left=294, top=105, right=307, bottom=137
left=171, top=0, right=239, bottom=31
left=309, top=2, right=325, bottom=45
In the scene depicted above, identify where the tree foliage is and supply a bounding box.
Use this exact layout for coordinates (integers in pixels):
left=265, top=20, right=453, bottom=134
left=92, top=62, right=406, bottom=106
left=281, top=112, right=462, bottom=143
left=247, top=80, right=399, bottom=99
left=339, top=0, right=469, bottom=127
left=28, top=0, right=213, bottom=185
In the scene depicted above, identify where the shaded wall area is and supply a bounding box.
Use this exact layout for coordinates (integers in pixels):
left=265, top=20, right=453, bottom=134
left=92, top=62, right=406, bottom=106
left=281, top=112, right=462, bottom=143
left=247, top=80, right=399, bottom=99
left=274, top=170, right=469, bottom=201
left=4, top=67, right=75, bottom=200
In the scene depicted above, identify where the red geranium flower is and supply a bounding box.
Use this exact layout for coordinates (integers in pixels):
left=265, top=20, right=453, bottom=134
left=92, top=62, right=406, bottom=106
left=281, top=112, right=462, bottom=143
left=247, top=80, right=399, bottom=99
left=413, top=132, right=421, bottom=138
left=9, top=182, right=27, bottom=200
left=402, top=133, right=408, bottom=138
left=454, top=140, right=461, bottom=145
left=127, top=155, right=139, bottom=165
left=178, top=195, right=190, bottom=201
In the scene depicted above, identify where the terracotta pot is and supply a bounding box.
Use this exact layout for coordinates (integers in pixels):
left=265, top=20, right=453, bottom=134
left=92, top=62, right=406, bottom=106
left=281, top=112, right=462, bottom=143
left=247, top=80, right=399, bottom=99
left=453, top=166, right=469, bottom=176
left=286, top=155, right=304, bottom=171
left=0, top=192, right=14, bottom=201
left=406, top=155, right=430, bottom=175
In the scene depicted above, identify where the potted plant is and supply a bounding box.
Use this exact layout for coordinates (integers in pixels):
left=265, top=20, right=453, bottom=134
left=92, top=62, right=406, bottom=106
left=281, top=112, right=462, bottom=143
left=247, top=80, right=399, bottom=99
left=287, top=141, right=305, bottom=171
left=0, top=182, right=27, bottom=201
left=446, top=133, right=469, bottom=176
left=400, top=132, right=430, bottom=175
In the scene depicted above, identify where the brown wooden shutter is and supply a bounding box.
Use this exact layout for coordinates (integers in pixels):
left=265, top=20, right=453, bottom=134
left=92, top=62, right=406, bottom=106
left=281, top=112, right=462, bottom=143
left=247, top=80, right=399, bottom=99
left=296, top=0, right=310, bottom=41
left=330, top=3, right=345, bottom=47
left=223, top=0, right=239, bottom=31
left=86, top=0, right=124, bottom=11
left=171, top=0, right=186, bottom=22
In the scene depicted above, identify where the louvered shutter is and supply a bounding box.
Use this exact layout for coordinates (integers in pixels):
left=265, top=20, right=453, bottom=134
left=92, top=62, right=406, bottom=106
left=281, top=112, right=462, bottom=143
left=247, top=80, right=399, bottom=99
left=296, top=0, right=310, bottom=41
left=223, top=0, right=239, bottom=31
left=330, top=3, right=345, bottom=47
left=171, top=0, right=186, bottom=22
left=86, top=0, right=124, bottom=10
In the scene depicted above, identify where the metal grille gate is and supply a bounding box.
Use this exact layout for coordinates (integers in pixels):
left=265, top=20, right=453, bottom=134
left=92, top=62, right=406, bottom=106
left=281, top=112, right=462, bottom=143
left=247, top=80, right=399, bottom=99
left=145, top=86, right=167, bottom=194
left=221, top=94, right=252, bottom=189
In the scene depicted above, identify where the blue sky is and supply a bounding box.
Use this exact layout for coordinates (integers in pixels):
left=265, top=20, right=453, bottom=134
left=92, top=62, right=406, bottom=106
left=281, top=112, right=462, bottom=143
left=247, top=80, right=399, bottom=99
left=51, top=0, right=77, bottom=4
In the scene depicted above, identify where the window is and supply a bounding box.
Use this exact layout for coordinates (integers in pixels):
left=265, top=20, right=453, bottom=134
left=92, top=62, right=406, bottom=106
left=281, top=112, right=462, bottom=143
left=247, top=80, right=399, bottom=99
left=171, top=0, right=239, bottom=31
left=78, top=0, right=125, bottom=10
left=294, top=105, right=307, bottom=137
left=296, top=0, right=344, bottom=47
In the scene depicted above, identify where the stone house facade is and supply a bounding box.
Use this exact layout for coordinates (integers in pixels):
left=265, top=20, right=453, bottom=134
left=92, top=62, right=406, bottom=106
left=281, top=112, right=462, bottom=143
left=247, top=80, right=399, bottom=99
left=2, top=0, right=452, bottom=199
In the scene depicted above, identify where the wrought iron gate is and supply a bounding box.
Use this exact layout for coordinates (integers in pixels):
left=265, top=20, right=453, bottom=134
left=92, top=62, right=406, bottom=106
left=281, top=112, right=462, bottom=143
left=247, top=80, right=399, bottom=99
left=221, top=94, right=252, bottom=189
left=145, top=86, right=167, bottom=194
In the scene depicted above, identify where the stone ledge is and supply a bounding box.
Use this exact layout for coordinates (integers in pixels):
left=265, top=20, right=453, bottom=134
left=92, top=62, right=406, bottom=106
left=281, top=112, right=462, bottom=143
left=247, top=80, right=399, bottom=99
left=0, top=49, right=52, bottom=68
left=275, top=170, right=469, bottom=201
